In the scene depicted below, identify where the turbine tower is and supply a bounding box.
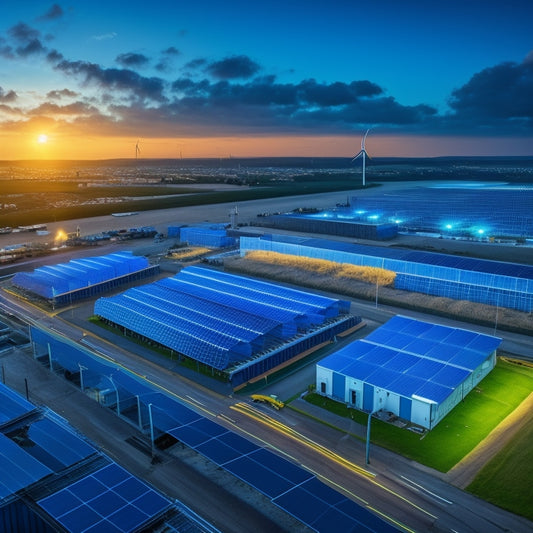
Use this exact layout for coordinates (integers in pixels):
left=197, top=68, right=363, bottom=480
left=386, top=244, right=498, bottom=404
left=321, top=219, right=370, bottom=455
left=135, top=140, right=141, bottom=159
left=352, top=129, right=371, bottom=187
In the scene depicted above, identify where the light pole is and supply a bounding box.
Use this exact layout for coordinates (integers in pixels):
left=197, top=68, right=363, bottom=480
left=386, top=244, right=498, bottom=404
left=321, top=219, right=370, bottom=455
left=78, top=363, right=88, bottom=392
left=366, top=409, right=378, bottom=464
left=148, top=403, right=155, bottom=460
left=108, top=375, right=120, bottom=417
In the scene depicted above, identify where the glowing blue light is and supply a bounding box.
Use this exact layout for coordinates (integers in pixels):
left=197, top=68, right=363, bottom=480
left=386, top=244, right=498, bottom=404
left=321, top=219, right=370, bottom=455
left=355, top=210, right=365, bottom=215
left=445, top=224, right=453, bottom=230
left=368, top=215, right=379, bottom=220
left=478, top=229, right=485, bottom=235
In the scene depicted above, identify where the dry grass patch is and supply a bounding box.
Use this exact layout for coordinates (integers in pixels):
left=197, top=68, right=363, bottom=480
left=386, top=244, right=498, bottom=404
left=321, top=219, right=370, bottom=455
left=225, top=255, right=533, bottom=335
left=245, top=250, right=396, bottom=286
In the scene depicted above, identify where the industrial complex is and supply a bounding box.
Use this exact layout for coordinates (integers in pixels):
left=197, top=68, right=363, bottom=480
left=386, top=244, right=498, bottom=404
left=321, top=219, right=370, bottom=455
left=1, top=180, right=531, bottom=533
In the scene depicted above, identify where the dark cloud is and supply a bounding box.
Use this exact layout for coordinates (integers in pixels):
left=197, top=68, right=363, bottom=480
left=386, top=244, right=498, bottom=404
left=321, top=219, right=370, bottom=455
left=448, top=60, right=533, bottom=131
left=183, top=58, right=207, bottom=71
left=54, top=59, right=167, bottom=102
left=0, top=37, right=14, bottom=59
left=162, top=46, right=180, bottom=56
left=7, top=23, right=46, bottom=57
left=29, top=101, right=98, bottom=116
left=47, top=88, right=78, bottom=99
left=0, top=87, right=17, bottom=102
left=38, top=4, right=64, bottom=21
left=116, top=52, right=150, bottom=68
left=206, top=55, right=260, bottom=79
left=8, top=22, right=40, bottom=42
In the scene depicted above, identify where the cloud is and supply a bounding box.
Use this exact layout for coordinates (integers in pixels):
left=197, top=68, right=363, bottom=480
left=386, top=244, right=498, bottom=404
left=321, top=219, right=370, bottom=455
left=0, top=87, right=17, bottom=103
left=447, top=59, right=533, bottom=132
left=38, top=4, right=64, bottom=21
left=28, top=101, right=98, bottom=117
left=162, top=46, right=180, bottom=56
left=91, top=32, right=117, bottom=41
left=7, top=23, right=46, bottom=58
left=206, top=55, right=260, bottom=79
left=116, top=52, right=150, bottom=68
left=47, top=88, right=78, bottom=100
left=53, top=59, right=167, bottom=102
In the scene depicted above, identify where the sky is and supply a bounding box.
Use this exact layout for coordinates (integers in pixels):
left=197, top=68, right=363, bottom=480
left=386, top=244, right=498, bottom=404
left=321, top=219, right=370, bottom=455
left=0, top=0, right=532, bottom=160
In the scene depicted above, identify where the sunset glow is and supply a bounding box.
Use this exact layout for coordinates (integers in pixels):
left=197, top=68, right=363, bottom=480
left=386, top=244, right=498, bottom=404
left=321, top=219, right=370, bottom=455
left=0, top=1, right=532, bottom=160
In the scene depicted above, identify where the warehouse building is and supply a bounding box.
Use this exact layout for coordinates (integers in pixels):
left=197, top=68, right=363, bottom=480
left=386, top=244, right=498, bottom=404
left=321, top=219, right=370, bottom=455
left=11, top=251, right=158, bottom=307
left=94, top=266, right=360, bottom=386
left=256, top=213, right=398, bottom=240
left=240, top=234, right=533, bottom=312
left=316, top=316, right=501, bottom=430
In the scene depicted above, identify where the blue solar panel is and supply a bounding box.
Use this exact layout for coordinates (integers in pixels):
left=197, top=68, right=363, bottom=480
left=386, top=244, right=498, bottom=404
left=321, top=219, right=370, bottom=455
left=318, top=315, right=501, bottom=415
left=433, top=366, right=470, bottom=388
left=0, top=434, right=53, bottom=499
left=196, top=438, right=245, bottom=465
left=388, top=373, right=428, bottom=397
left=409, top=359, right=445, bottom=380
left=251, top=448, right=314, bottom=485
left=38, top=463, right=170, bottom=533
left=415, top=381, right=453, bottom=404
left=343, top=361, right=377, bottom=381
left=0, top=382, right=35, bottom=424
left=224, top=455, right=295, bottom=499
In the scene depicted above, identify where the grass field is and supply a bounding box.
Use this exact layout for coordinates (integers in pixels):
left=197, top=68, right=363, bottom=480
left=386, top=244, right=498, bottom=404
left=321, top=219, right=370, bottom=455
left=301, top=359, right=533, bottom=473
left=466, top=400, right=533, bottom=521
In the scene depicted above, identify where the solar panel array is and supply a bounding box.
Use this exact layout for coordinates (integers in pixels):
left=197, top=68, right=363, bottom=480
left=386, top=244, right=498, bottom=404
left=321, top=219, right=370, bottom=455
left=12, top=251, right=149, bottom=298
left=38, top=463, right=171, bottom=533
left=30, top=327, right=400, bottom=532
left=240, top=235, right=533, bottom=312
left=0, top=382, right=97, bottom=502
left=148, top=391, right=399, bottom=533
left=95, top=266, right=350, bottom=370
left=347, top=186, right=533, bottom=238
left=319, top=316, right=501, bottom=404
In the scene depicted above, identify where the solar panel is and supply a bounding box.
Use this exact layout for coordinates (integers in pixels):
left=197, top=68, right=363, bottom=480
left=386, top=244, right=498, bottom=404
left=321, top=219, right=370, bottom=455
left=38, top=463, right=170, bottom=533
left=0, top=434, right=53, bottom=499
left=0, top=382, right=35, bottom=424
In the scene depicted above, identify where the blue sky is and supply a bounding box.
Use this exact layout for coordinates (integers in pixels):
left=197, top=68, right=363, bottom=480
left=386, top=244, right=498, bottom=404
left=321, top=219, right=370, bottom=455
left=1, top=0, right=532, bottom=158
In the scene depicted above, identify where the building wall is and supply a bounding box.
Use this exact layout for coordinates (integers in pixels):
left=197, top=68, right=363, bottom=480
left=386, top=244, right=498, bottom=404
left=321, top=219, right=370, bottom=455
left=316, top=350, right=497, bottom=430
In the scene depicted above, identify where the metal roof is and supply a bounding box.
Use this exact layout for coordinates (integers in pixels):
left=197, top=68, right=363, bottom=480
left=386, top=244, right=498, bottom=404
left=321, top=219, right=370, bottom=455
left=318, top=316, right=501, bottom=404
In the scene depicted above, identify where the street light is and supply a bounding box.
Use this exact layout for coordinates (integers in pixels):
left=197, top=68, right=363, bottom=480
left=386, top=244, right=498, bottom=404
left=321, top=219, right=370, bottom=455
left=366, top=409, right=379, bottom=464
left=107, top=375, right=120, bottom=417
left=77, top=363, right=88, bottom=392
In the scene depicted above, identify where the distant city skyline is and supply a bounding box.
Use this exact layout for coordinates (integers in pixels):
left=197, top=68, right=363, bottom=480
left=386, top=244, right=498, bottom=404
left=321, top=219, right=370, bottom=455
left=1, top=1, right=532, bottom=159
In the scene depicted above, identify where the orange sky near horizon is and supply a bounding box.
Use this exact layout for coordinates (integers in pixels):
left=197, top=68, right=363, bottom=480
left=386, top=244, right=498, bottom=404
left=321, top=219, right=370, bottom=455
left=2, top=133, right=532, bottom=161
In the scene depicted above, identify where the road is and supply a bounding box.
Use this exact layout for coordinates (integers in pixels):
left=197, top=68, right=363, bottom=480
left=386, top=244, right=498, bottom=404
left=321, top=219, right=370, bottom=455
left=1, top=287, right=531, bottom=533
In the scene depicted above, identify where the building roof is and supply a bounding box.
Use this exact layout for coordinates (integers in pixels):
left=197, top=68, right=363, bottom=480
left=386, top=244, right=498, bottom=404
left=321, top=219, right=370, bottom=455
left=318, top=316, right=501, bottom=404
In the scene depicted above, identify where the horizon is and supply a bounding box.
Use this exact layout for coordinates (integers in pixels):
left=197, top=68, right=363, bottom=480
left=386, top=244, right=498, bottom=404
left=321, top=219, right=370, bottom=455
left=1, top=2, right=532, bottom=159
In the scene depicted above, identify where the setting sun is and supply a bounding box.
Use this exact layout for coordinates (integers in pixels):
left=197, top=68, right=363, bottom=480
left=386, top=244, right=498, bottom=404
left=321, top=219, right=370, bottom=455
left=37, top=134, right=48, bottom=144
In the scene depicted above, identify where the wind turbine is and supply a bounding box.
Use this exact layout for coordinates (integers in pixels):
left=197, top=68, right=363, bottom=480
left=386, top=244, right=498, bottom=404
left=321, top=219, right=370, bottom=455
left=352, top=129, right=371, bottom=187
left=135, top=140, right=141, bottom=159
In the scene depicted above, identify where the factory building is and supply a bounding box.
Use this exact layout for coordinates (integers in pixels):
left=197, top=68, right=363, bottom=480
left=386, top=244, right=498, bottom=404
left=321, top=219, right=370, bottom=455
left=316, top=316, right=501, bottom=430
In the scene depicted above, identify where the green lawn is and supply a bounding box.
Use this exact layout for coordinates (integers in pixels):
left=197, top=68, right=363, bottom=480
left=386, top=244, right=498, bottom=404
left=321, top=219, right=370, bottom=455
left=466, top=410, right=533, bottom=521
left=302, top=359, right=533, bottom=472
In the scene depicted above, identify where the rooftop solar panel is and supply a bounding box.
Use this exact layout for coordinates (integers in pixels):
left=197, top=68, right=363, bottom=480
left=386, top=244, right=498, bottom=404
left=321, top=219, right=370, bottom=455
left=38, top=463, right=170, bottom=533
left=224, top=455, right=295, bottom=499
left=0, top=383, right=35, bottom=424
left=432, top=365, right=470, bottom=388
left=0, top=434, right=53, bottom=499
left=415, top=381, right=453, bottom=404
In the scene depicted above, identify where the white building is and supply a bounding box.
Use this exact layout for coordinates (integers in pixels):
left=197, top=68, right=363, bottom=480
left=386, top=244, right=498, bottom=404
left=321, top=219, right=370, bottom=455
left=316, top=316, right=501, bottom=430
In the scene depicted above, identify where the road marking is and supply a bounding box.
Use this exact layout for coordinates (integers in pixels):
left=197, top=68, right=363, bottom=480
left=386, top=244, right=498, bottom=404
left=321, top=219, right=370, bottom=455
left=186, top=395, right=206, bottom=406
left=400, top=476, right=453, bottom=505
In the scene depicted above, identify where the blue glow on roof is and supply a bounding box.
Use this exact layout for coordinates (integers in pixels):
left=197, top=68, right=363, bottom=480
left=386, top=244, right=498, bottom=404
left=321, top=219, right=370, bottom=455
left=319, top=316, right=501, bottom=404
